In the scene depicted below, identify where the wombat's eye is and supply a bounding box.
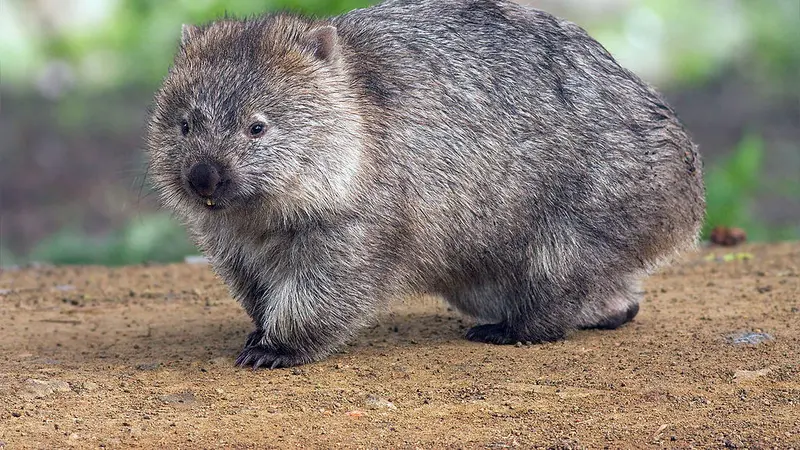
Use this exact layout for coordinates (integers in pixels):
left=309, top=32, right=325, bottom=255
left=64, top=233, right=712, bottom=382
left=180, top=119, right=190, bottom=136
left=248, top=122, right=266, bottom=138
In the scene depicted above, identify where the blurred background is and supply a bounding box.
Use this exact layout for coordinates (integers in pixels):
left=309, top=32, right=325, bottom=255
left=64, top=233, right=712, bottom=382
left=1, top=0, right=798, bottom=267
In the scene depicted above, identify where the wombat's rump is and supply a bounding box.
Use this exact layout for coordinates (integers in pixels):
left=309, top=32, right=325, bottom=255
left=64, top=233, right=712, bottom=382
left=144, top=0, right=705, bottom=368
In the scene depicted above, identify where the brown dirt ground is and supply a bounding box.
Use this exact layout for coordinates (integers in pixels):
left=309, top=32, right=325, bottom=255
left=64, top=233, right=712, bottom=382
left=0, top=243, right=798, bottom=449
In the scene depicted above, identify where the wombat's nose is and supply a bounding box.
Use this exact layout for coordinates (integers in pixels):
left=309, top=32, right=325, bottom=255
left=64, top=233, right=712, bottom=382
left=187, top=162, right=222, bottom=198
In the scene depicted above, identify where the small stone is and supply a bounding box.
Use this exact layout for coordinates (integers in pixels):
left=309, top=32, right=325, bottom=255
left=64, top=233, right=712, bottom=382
left=723, top=439, right=738, bottom=449
left=161, top=391, right=196, bottom=406
left=53, top=284, right=76, bottom=292
left=20, top=378, right=72, bottom=399
left=365, top=394, right=397, bottom=410
left=728, top=332, right=774, bottom=346
left=82, top=381, right=99, bottom=391
left=733, top=368, right=771, bottom=383
left=710, top=226, right=747, bottom=246
left=136, top=362, right=161, bottom=371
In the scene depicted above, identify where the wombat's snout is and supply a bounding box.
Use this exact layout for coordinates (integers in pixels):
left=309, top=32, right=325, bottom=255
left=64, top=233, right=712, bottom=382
left=187, top=161, right=224, bottom=199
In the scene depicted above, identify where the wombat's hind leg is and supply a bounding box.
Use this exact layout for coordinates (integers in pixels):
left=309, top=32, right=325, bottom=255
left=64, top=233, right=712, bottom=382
left=460, top=282, right=571, bottom=345
left=577, top=283, right=642, bottom=331
left=465, top=320, right=567, bottom=345
left=579, top=303, right=639, bottom=330
left=465, top=323, right=515, bottom=345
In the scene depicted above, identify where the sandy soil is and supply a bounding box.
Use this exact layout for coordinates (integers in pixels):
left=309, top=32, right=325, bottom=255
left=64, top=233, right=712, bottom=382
left=0, top=243, right=798, bottom=449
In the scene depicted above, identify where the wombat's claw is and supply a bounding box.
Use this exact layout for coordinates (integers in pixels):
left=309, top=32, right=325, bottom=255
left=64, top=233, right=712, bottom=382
left=236, top=345, right=293, bottom=370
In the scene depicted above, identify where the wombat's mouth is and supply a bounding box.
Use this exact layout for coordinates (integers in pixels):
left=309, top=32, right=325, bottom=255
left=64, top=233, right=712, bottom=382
left=183, top=160, right=235, bottom=211
left=179, top=168, right=260, bottom=214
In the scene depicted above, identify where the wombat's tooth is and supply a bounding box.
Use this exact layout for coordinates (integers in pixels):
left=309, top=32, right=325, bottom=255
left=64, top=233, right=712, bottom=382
left=206, top=199, right=214, bottom=206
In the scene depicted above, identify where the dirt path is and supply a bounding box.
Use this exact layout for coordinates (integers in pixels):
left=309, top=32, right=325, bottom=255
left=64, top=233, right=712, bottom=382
left=1, top=243, right=798, bottom=449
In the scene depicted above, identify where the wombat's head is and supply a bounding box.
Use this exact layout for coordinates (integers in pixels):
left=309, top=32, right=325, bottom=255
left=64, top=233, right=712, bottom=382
left=144, top=14, right=363, bottom=225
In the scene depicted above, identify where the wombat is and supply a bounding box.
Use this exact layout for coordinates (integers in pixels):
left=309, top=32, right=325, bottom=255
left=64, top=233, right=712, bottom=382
left=144, top=0, right=705, bottom=369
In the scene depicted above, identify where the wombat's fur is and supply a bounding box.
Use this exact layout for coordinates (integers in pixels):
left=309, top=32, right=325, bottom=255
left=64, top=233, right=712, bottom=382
left=144, top=0, right=705, bottom=369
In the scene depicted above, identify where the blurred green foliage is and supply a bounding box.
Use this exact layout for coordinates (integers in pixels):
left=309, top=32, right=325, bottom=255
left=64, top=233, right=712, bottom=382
left=0, top=247, right=16, bottom=267
left=703, top=133, right=765, bottom=239
left=701, top=134, right=799, bottom=242
left=3, top=0, right=375, bottom=92
left=26, top=214, right=197, bottom=266
left=5, top=0, right=798, bottom=93
left=739, top=0, right=800, bottom=88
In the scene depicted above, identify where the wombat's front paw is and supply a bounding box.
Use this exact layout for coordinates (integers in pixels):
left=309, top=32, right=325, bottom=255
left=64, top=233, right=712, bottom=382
left=235, top=345, right=297, bottom=369
left=235, top=330, right=313, bottom=370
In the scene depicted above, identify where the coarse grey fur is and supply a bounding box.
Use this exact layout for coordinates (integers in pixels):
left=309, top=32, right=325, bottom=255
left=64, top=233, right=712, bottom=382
left=144, top=0, right=706, bottom=369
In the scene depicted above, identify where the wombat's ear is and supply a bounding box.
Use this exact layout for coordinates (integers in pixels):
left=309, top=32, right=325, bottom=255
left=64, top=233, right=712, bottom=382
left=303, top=25, right=339, bottom=62
left=181, top=24, right=202, bottom=46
